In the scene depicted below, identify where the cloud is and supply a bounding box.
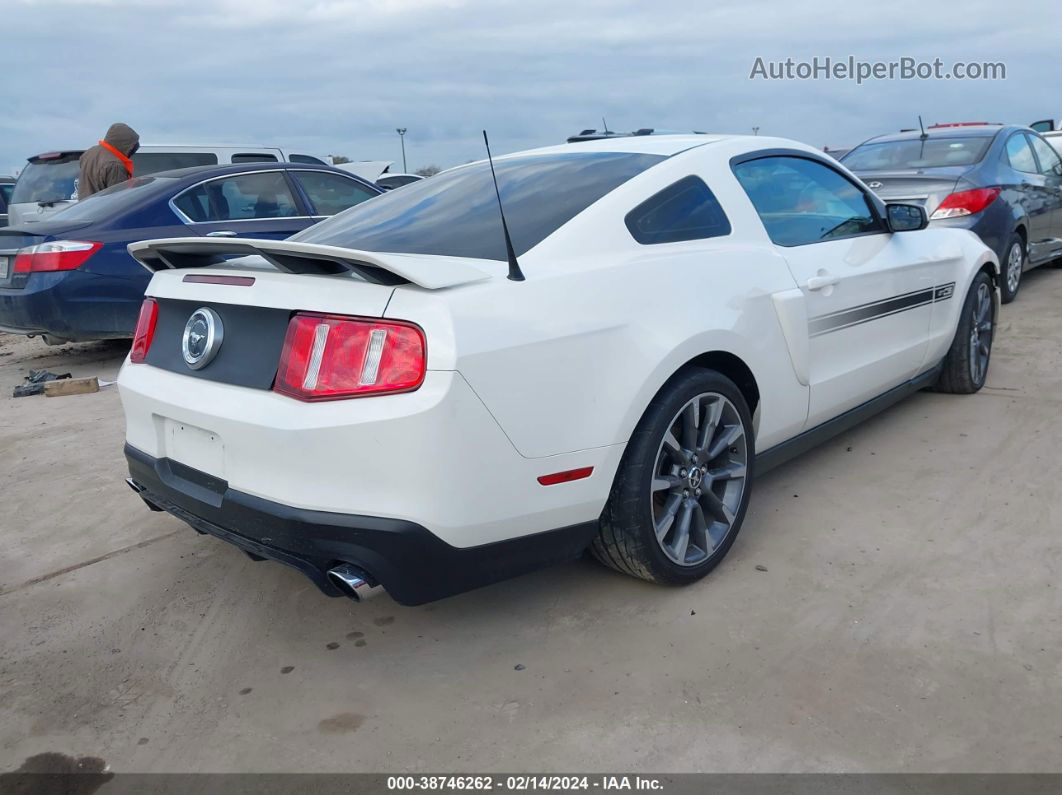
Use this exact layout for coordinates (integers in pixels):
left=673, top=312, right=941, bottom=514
left=1, top=0, right=1053, bottom=176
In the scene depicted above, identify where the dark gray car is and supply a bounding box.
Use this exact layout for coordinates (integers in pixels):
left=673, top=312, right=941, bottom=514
left=842, top=124, right=1062, bottom=302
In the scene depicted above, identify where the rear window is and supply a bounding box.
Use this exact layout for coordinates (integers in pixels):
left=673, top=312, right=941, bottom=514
left=0, top=184, right=12, bottom=204
left=842, top=136, right=992, bottom=170
left=10, top=155, right=81, bottom=204
left=133, top=152, right=218, bottom=174
left=47, top=176, right=175, bottom=222
left=294, top=151, right=665, bottom=260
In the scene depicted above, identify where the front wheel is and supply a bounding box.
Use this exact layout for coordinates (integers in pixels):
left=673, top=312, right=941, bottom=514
left=591, top=369, right=754, bottom=585
left=934, top=271, right=996, bottom=394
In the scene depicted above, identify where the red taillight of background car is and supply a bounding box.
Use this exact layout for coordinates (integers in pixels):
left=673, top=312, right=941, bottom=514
left=13, top=240, right=103, bottom=273
left=274, top=313, right=426, bottom=401
left=129, top=298, right=158, bottom=364
left=929, top=187, right=1001, bottom=220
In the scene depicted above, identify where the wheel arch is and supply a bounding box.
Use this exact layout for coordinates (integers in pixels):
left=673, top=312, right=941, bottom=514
left=680, top=351, right=760, bottom=417
left=623, top=349, right=763, bottom=449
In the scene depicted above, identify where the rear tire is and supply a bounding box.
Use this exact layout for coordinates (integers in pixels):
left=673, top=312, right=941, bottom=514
left=592, top=369, right=754, bottom=585
left=934, top=271, right=996, bottom=394
left=1000, top=235, right=1024, bottom=304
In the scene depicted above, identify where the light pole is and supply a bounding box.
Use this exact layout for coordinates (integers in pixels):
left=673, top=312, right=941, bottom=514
left=396, top=128, right=407, bottom=173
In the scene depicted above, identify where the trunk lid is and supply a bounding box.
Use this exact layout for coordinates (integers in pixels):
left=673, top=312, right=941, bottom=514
left=143, top=266, right=401, bottom=390
left=850, top=166, right=970, bottom=214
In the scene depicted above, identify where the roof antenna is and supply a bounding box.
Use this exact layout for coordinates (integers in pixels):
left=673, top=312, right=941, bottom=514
left=602, top=116, right=610, bottom=135
left=918, top=115, right=928, bottom=140
left=482, top=130, right=525, bottom=282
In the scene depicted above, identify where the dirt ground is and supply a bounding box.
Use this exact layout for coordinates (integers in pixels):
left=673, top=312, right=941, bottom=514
left=1, top=269, right=1060, bottom=774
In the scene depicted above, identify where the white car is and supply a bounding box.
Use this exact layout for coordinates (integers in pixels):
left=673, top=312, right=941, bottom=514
left=118, top=135, right=999, bottom=605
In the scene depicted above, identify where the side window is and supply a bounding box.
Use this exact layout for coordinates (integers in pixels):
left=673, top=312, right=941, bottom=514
left=294, top=171, right=377, bottom=216
left=231, top=153, right=279, bottom=164
left=1004, top=134, right=1037, bottom=173
left=625, top=176, right=731, bottom=244
left=289, top=154, right=327, bottom=165
left=173, top=172, right=300, bottom=222
left=732, top=156, right=883, bottom=246
left=1029, top=135, right=1062, bottom=177
left=132, top=152, right=218, bottom=175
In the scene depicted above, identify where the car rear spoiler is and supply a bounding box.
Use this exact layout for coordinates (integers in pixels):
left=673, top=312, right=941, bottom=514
left=127, top=237, right=494, bottom=290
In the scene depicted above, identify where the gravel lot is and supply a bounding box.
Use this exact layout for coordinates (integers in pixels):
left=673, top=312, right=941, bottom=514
left=1, top=268, right=1060, bottom=774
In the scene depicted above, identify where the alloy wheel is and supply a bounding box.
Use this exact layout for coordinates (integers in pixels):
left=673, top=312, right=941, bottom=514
left=969, top=281, right=993, bottom=385
left=650, top=392, right=749, bottom=567
left=1006, top=242, right=1023, bottom=295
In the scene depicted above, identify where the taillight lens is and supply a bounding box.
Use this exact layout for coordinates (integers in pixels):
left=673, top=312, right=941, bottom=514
left=129, top=298, right=158, bottom=364
left=274, top=313, right=426, bottom=401
left=13, top=240, right=102, bottom=273
left=929, top=187, right=1001, bottom=219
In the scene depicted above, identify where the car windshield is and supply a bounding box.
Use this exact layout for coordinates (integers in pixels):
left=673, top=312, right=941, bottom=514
left=48, top=176, right=175, bottom=222
left=10, top=156, right=82, bottom=204
left=293, top=151, right=666, bottom=260
left=842, top=136, right=993, bottom=170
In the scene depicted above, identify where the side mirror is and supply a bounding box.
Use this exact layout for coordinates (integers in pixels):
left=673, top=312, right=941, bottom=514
left=886, top=203, right=928, bottom=232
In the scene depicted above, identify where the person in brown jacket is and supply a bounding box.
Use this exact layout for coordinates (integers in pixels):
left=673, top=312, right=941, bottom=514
left=77, top=123, right=140, bottom=199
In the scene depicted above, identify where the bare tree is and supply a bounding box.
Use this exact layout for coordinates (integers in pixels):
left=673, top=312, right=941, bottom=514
left=414, top=165, right=440, bottom=177
left=330, top=155, right=352, bottom=164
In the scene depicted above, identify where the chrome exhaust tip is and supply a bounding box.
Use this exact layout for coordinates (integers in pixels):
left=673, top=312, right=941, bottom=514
left=326, top=563, right=382, bottom=601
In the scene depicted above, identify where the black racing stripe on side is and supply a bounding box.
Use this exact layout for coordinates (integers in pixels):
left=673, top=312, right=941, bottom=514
left=809, top=288, right=934, bottom=337
left=810, top=297, right=934, bottom=337
left=811, top=286, right=933, bottom=322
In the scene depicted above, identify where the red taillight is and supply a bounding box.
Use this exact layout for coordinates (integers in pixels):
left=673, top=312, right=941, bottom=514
left=129, top=298, right=158, bottom=364
left=274, top=313, right=426, bottom=401
left=13, top=240, right=102, bottom=273
left=930, top=187, right=1001, bottom=220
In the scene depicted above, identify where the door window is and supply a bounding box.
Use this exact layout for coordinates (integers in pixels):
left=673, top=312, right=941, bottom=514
left=1029, top=135, right=1062, bottom=177
left=174, top=172, right=300, bottom=222
left=294, top=171, right=378, bottom=216
left=733, top=156, right=884, bottom=246
left=1004, top=134, right=1038, bottom=173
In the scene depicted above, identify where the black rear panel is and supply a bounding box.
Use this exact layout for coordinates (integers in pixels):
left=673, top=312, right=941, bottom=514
left=147, top=299, right=291, bottom=389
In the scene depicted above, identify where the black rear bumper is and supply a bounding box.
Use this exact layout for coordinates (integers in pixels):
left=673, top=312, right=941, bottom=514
left=125, top=444, right=598, bottom=606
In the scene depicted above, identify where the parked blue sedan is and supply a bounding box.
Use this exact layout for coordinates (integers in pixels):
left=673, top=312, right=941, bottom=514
left=0, top=162, right=381, bottom=343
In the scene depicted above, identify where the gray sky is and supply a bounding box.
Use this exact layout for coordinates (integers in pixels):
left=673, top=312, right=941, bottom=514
left=2, top=0, right=1059, bottom=175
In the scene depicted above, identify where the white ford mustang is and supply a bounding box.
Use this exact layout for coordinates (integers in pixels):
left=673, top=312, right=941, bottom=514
left=119, top=134, right=999, bottom=605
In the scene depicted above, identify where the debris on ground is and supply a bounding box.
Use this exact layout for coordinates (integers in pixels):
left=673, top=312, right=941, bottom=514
left=44, top=376, right=100, bottom=397
left=12, top=369, right=72, bottom=398
left=755, top=564, right=768, bottom=572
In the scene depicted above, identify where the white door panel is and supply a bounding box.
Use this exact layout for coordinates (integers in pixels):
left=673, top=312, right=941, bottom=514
left=782, top=232, right=943, bottom=426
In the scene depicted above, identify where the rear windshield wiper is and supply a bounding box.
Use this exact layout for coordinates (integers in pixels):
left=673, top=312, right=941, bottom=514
left=37, top=199, right=69, bottom=207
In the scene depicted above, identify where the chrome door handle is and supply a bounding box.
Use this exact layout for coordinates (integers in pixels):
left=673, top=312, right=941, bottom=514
left=206, top=230, right=237, bottom=238
left=805, top=273, right=840, bottom=291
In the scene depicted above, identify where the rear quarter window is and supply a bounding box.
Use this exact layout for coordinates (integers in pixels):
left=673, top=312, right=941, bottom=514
left=625, top=176, right=730, bottom=244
